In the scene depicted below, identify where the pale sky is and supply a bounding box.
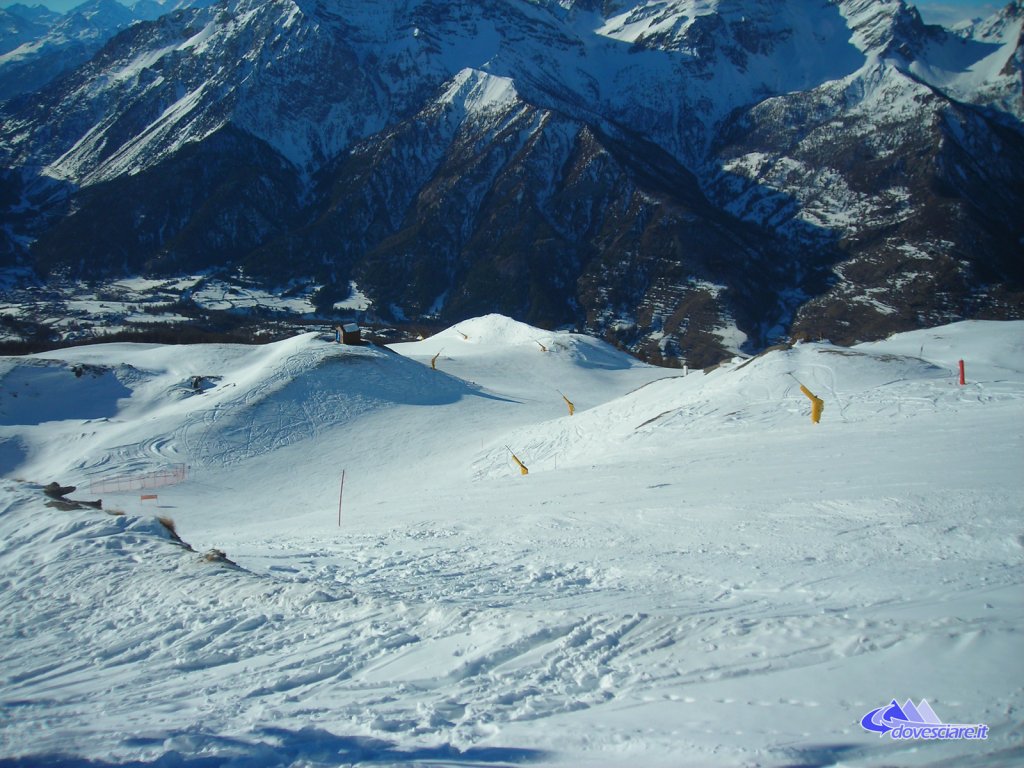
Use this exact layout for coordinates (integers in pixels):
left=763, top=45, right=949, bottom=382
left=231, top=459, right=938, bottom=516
left=0, top=0, right=1009, bottom=27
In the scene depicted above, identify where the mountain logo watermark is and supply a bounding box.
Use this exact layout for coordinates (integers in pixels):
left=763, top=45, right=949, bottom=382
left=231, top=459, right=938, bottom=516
left=861, top=699, right=989, bottom=740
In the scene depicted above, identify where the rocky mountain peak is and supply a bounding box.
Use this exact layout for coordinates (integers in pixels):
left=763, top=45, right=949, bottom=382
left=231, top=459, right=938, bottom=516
left=1, top=0, right=1021, bottom=366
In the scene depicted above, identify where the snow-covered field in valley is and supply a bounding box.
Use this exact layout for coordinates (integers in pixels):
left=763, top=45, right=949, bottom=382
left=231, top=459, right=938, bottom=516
left=1, top=315, right=1021, bottom=767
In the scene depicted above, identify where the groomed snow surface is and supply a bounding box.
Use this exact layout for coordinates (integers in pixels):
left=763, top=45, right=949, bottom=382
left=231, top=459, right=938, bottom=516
left=1, top=314, right=1021, bottom=767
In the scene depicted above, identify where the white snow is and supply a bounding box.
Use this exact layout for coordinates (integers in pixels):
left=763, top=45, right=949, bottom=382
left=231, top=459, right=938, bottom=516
left=334, top=280, right=372, bottom=312
left=107, top=42, right=180, bottom=84
left=189, top=278, right=315, bottom=314
left=440, top=69, right=521, bottom=116
left=47, top=82, right=221, bottom=184
left=908, top=8, right=1024, bottom=119
left=710, top=321, right=749, bottom=355
left=1, top=314, right=1021, bottom=766
left=179, top=19, right=220, bottom=53
left=0, top=272, right=348, bottom=345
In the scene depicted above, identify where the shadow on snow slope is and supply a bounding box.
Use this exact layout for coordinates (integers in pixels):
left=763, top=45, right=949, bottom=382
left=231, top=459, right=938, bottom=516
left=0, top=725, right=548, bottom=767
left=175, top=342, right=520, bottom=468
left=0, top=359, right=133, bottom=427
left=0, top=333, right=519, bottom=478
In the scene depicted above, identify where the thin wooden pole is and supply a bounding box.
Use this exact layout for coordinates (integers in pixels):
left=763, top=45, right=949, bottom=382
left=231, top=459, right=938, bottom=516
left=338, top=469, right=346, bottom=527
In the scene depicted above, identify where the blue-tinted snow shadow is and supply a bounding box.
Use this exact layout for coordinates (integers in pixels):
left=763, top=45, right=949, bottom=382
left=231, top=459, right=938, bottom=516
left=0, top=361, right=133, bottom=426
left=0, top=435, right=27, bottom=475
left=453, top=376, right=524, bottom=405
left=776, top=743, right=865, bottom=768
left=778, top=740, right=1024, bottom=768
left=0, top=726, right=549, bottom=767
left=309, top=346, right=521, bottom=406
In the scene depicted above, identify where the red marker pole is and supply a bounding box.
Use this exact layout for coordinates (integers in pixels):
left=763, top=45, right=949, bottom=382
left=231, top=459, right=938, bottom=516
left=958, top=359, right=966, bottom=386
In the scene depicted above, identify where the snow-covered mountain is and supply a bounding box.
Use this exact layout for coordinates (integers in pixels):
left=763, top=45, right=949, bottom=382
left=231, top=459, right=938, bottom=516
left=1, top=0, right=1022, bottom=366
left=0, top=0, right=226, bottom=101
left=0, top=3, right=61, bottom=56
left=0, top=0, right=162, bottom=101
left=1, top=315, right=1022, bottom=765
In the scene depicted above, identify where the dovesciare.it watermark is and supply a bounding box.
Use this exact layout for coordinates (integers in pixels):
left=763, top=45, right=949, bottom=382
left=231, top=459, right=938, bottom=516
left=861, top=699, right=989, bottom=740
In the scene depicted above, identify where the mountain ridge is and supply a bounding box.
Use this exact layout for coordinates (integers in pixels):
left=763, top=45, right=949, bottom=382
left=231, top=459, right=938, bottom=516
left=1, top=0, right=1022, bottom=366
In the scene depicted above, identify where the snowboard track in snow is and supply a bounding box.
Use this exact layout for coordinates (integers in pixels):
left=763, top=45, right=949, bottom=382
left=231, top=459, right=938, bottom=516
left=1, top=318, right=1022, bottom=767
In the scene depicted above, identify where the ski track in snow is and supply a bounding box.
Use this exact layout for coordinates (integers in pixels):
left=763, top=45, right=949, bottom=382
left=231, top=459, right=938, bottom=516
left=1, top=316, right=1022, bottom=767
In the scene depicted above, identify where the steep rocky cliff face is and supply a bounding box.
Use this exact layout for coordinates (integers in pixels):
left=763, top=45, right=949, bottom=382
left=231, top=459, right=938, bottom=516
left=2, top=0, right=1021, bottom=366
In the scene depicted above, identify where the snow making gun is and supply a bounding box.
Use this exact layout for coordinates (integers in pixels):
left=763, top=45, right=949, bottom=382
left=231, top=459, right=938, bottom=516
left=505, top=445, right=529, bottom=476
left=788, top=372, right=824, bottom=424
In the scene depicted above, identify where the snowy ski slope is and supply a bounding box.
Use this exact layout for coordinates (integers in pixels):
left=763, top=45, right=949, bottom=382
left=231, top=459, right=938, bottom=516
left=0, top=314, right=1022, bottom=767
